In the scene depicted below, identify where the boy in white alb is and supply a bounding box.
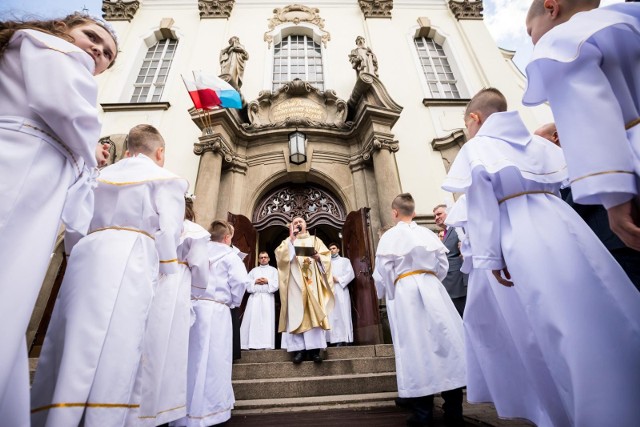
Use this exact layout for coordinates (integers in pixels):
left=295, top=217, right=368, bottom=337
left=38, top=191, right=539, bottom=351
left=325, top=243, right=355, bottom=346
left=31, top=124, right=187, bottom=426
left=373, top=193, right=465, bottom=427
left=241, top=251, right=279, bottom=350
left=175, top=220, right=250, bottom=427
left=523, top=0, right=640, bottom=251
left=443, top=88, right=640, bottom=427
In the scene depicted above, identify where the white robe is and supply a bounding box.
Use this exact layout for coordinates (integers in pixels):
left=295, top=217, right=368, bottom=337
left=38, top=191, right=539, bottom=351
left=373, top=221, right=466, bottom=398
left=445, top=196, right=552, bottom=426
left=442, top=110, right=640, bottom=427
left=131, top=220, right=210, bottom=426
left=241, top=265, right=279, bottom=350
left=0, top=29, right=101, bottom=426
left=31, top=154, right=187, bottom=427
left=174, top=242, right=250, bottom=427
left=325, top=256, right=355, bottom=344
left=523, top=3, right=640, bottom=208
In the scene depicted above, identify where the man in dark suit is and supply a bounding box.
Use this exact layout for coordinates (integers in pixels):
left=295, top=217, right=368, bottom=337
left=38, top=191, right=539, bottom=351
left=433, top=204, right=468, bottom=317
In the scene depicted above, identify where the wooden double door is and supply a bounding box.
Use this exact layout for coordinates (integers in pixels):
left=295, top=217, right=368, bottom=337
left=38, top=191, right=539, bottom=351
left=228, top=208, right=382, bottom=345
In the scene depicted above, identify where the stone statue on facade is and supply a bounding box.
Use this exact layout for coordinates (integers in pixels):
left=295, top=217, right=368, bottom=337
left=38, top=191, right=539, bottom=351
left=219, top=36, right=249, bottom=89
left=348, top=36, right=378, bottom=77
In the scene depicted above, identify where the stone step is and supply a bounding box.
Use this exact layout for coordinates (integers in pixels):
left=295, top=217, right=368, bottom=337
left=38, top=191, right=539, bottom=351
left=237, top=344, right=394, bottom=364
left=233, top=356, right=396, bottom=380
left=233, top=392, right=398, bottom=415
left=233, top=372, right=398, bottom=400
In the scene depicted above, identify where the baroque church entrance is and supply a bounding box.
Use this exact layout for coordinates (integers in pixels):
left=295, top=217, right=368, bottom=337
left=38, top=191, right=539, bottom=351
left=228, top=183, right=382, bottom=346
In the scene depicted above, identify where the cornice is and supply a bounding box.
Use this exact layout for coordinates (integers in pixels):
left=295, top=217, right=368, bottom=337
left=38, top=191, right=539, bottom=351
left=102, top=0, right=140, bottom=22
left=198, top=0, right=235, bottom=19
left=358, top=0, right=394, bottom=19
left=430, top=129, right=466, bottom=151
left=448, top=0, right=484, bottom=20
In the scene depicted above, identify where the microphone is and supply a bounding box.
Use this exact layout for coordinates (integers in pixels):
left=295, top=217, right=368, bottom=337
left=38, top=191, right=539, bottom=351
left=293, top=225, right=302, bottom=236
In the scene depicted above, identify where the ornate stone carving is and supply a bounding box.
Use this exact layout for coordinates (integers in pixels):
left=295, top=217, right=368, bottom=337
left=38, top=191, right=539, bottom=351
left=358, top=0, right=393, bottom=19
left=219, top=36, right=248, bottom=89
left=448, top=0, right=484, bottom=20
left=194, top=134, right=248, bottom=171
left=349, top=36, right=378, bottom=77
left=199, top=0, right=235, bottom=19
left=264, top=4, right=331, bottom=47
left=431, top=129, right=467, bottom=172
left=253, top=184, right=347, bottom=230
left=102, top=0, right=139, bottom=21
left=351, top=135, right=399, bottom=167
left=243, top=78, right=350, bottom=130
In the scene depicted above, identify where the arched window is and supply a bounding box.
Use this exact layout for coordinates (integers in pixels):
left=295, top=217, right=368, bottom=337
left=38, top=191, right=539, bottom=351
left=414, top=37, right=460, bottom=99
left=273, top=35, right=324, bottom=91
left=130, top=38, right=178, bottom=103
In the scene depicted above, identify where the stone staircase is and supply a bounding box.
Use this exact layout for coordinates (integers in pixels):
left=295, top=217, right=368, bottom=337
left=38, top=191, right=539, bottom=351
left=232, top=344, right=399, bottom=415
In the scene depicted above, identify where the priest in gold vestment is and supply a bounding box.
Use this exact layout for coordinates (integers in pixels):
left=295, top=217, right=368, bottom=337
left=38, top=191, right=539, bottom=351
left=275, top=217, right=334, bottom=363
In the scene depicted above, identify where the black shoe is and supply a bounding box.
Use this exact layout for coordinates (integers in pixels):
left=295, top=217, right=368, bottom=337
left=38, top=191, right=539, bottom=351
left=292, top=351, right=305, bottom=364
left=395, top=397, right=413, bottom=410
left=309, top=349, right=323, bottom=363
left=443, top=413, right=465, bottom=427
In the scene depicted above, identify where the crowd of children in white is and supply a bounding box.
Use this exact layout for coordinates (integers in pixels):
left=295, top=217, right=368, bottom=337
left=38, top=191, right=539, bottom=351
left=1, top=1, right=639, bottom=426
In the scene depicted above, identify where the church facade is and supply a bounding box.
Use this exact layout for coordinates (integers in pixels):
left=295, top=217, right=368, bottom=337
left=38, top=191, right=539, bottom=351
left=28, top=0, right=552, bottom=350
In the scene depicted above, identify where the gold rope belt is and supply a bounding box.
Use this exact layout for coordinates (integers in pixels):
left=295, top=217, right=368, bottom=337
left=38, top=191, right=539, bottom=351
left=394, top=269, right=436, bottom=286
left=89, top=226, right=155, bottom=240
left=191, top=296, right=227, bottom=306
left=626, top=117, right=640, bottom=130
left=32, top=402, right=139, bottom=413
left=498, top=190, right=556, bottom=205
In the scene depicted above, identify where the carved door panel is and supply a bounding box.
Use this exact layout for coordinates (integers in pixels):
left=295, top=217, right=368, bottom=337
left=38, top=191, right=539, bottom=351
left=227, top=212, right=257, bottom=271
left=342, top=207, right=382, bottom=345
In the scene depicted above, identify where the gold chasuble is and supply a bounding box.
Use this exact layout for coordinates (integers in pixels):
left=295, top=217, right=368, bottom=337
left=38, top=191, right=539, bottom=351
left=275, top=233, right=334, bottom=334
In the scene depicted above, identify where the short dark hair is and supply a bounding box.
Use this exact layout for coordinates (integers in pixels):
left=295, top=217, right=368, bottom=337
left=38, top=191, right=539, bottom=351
left=184, top=197, right=195, bottom=222
left=126, top=124, right=164, bottom=157
left=209, top=220, right=231, bottom=243
left=465, top=87, right=507, bottom=120
left=328, top=242, right=339, bottom=249
left=392, top=193, right=415, bottom=216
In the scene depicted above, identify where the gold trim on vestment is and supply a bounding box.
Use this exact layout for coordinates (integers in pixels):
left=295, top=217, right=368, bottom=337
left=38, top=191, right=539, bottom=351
left=191, top=284, right=207, bottom=290
left=31, top=402, right=140, bottom=413
left=98, top=177, right=183, bottom=186
left=138, top=404, right=186, bottom=419
left=394, top=269, right=436, bottom=286
left=626, top=118, right=640, bottom=130
left=89, top=226, right=155, bottom=240
left=160, top=258, right=178, bottom=264
left=498, top=190, right=556, bottom=204
left=186, top=406, right=233, bottom=419
left=178, top=260, right=189, bottom=266
left=570, top=170, right=635, bottom=185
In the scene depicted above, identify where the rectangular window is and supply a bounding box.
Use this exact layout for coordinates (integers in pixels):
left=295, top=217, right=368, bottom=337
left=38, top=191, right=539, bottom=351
left=415, top=37, right=460, bottom=99
left=273, top=35, right=324, bottom=91
left=131, top=38, right=178, bottom=103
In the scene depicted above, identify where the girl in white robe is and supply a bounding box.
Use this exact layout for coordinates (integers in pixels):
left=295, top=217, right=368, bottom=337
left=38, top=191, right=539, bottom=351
left=174, top=227, right=250, bottom=427
left=0, top=15, right=117, bottom=426
left=241, top=262, right=279, bottom=350
left=443, top=107, right=640, bottom=427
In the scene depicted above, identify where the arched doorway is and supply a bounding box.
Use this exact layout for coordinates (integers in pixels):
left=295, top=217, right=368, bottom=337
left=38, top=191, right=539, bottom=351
left=229, top=182, right=382, bottom=348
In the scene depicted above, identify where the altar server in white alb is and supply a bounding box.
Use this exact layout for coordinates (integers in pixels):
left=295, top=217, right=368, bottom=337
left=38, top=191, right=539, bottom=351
left=442, top=88, right=640, bottom=427
left=176, top=220, right=250, bottom=427
left=523, top=0, right=640, bottom=251
left=132, top=196, right=210, bottom=425
left=445, top=196, right=550, bottom=426
left=31, top=124, right=187, bottom=427
left=241, top=251, right=279, bottom=350
left=325, top=243, right=355, bottom=346
left=0, top=14, right=117, bottom=425
left=373, top=193, right=465, bottom=427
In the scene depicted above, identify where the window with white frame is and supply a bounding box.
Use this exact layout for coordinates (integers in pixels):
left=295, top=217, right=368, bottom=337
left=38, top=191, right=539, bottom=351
left=131, top=38, right=178, bottom=103
left=414, top=37, right=460, bottom=99
left=273, top=35, right=324, bottom=91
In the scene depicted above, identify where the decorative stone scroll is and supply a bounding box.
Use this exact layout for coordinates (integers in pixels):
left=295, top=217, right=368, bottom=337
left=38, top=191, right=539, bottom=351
left=193, top=133, right=247, bottom=172
left=199, top=0, right=235, bottom=19
left=102, top=0, right=139, bottom=21
left=358, top=0, right=393, bottom=19
left=253, top=184, right=347, bottom=230
left=431, top=129, right=466, bottom=172
left=448, top=0, right=484, bottom=20
left=264, top=4, right=331, bottom=47
left=244, top=79, right=350, bottom=130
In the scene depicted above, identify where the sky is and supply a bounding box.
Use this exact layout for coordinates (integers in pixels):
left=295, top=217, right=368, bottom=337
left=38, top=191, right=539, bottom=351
left=0, top=0, right=628, bottom=71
